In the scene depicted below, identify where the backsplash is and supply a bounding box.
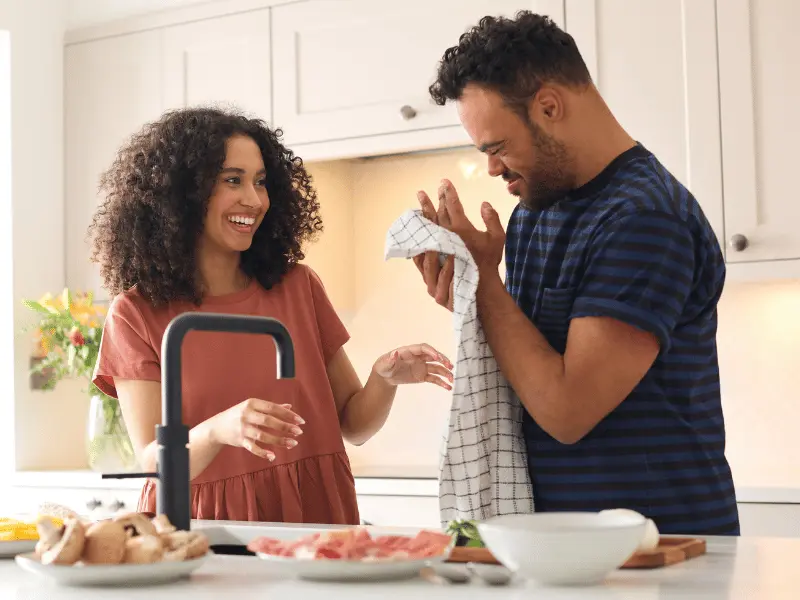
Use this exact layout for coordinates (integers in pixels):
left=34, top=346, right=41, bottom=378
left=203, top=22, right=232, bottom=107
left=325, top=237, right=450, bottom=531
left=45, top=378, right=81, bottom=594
left=18, top=147, right=800, bottom=493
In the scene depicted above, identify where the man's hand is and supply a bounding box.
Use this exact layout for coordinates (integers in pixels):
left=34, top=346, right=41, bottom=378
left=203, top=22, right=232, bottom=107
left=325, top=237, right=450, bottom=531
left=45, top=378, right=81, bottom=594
left=437, top=179, right=505, bottom=275
left=413, top=179, right=505, bottom=310
left=413, top=188, right=455, bottom=311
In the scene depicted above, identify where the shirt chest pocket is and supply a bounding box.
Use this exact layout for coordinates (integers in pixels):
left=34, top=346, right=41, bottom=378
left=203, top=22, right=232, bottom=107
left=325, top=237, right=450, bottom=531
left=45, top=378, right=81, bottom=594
left=535, top=287, right=577, bottom=352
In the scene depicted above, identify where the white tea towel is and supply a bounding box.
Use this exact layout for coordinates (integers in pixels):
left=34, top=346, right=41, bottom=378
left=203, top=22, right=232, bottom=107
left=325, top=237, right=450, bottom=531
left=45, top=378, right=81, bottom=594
left=384, top=209, right=534, bottom=526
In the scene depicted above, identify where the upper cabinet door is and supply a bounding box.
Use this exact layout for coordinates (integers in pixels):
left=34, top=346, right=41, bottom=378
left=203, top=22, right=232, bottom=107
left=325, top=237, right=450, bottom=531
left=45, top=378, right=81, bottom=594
left=271, top=0, right=565, bottom=146
left=565, top=0, right=724, bottom=248
left=163, top=9, right=272, bottom=123
left=717, top=0, right=800, bottom=263
left=64, top=30, right=167, bottom=301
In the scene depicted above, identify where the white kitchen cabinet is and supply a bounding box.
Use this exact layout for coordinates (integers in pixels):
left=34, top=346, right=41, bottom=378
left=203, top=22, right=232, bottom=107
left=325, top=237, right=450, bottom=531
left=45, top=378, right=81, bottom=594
left=271, top=0, right=565, bottom=147
left=716, top=0, right=800, bottom=263
left=64, top=30, right=167, bottom=301
left=565, top=0, right=725, bottom=248
left=163, top=9, right=272, bottom=122
left=6, top=485, right=141, bottom=520
left=738, top=503, right=800, bottom=538
left=355, top=495, right=440, bottom=529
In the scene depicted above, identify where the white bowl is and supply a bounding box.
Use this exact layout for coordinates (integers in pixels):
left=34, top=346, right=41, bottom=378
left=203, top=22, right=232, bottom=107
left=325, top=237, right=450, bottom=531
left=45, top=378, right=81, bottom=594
left=477, top=512, right=646, bottom=586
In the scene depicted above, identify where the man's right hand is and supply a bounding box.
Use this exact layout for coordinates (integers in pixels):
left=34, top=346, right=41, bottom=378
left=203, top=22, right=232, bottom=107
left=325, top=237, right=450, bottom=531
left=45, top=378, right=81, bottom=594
left=413, top=189, right=455, bottom=312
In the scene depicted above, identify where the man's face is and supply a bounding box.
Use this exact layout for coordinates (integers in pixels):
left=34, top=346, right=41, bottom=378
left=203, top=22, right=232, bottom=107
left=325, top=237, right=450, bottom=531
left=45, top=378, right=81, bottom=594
left=457, top=83, right=576, bottom=210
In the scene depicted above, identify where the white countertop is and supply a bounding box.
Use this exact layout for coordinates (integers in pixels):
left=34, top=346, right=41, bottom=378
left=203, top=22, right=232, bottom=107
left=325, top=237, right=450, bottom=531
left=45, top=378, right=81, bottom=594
left=10, top=469, right=800, bottom=503
left=1, top=531, right=799, bottom=599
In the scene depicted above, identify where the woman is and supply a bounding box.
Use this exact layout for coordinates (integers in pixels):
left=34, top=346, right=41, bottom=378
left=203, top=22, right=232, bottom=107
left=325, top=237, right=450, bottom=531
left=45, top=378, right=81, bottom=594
left=90, top=107, right=453, bottom=524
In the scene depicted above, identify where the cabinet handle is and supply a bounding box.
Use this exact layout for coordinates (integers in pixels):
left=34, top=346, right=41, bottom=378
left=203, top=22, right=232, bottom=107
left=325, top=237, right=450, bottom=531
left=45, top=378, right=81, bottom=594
left=109, top=499, right=126, bottom=512
left=399, top=105, right=417, bottom=120
left=729, top=234, right=749, bottom=252
left=86, top=498, right=102, bottom=510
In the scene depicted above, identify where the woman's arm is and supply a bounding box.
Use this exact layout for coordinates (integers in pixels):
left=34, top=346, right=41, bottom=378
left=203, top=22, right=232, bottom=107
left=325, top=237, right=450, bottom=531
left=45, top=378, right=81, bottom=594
left=115, top=379, right=223, bottom=480
left=327, top=345, right=453, bottom=446
left=326, top=350, right=396, bottom=446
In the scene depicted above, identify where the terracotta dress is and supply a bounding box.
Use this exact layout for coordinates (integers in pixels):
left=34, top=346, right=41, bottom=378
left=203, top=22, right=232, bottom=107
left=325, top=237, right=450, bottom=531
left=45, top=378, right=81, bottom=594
left=92, top=264, right=360, bottom=524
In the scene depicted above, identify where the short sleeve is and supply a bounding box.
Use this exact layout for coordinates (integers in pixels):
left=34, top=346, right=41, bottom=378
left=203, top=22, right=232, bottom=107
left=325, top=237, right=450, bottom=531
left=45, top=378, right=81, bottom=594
left=92, top=294, right=161, bottom=398
left=306, top=267, right=351, bottom=363
left=571, top=211, right=695, bottom=352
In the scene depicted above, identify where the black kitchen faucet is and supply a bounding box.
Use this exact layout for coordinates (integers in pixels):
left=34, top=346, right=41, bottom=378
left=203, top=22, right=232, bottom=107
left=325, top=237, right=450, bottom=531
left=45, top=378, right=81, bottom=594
left=102, top=312, right=295, bottom=531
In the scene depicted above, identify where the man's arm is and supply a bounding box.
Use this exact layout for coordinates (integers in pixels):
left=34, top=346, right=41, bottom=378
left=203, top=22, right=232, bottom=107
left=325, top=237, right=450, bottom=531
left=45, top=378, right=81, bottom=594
left=477, top=210, right=696, bottom=444
left=476, top=272, right=660, bottom=444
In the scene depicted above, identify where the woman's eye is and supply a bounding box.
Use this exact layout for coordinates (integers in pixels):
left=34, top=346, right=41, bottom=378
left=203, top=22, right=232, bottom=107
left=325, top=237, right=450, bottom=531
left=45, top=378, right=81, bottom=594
left=256, top=179, right=267, bottom=187
left=225, top=177, right=240, bottom=185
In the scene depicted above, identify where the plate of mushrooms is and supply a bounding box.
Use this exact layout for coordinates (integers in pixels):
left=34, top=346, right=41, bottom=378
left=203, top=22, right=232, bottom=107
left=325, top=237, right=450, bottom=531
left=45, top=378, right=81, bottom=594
left=14, top=512, right=211, bottom=586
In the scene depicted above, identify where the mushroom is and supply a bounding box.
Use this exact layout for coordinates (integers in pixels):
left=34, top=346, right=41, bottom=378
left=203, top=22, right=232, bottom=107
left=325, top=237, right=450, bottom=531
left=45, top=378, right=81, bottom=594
left=37, top=502, right=82, bottom=522
left=151, top=514, right=176, bottom=535
left=114, top=513, right=158, bottom=539
left=162, top=546, right=188, bottom=562
left=162, top=530, right=210, bottom=560
left=123, top=535, right=164, bottom=564
left=34, top=516, right=63, bottom=558
left=82, top=520, right=127, bottom=564
left=37, top=517, right=86, bottom=566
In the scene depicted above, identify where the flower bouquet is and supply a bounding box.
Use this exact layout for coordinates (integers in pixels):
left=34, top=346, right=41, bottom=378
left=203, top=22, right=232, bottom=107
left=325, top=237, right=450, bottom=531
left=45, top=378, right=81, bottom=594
left=22, top=288, right=137, bottom=472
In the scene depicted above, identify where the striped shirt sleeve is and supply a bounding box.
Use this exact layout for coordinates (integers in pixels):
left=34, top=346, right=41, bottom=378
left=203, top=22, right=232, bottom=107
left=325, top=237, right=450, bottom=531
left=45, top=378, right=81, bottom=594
left=571, top=210, right=695, bottom=352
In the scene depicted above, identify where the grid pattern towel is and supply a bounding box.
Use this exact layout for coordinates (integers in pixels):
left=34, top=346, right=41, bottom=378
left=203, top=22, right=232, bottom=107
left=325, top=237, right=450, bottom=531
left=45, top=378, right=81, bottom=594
left=384, top=209, right=534, bottom=526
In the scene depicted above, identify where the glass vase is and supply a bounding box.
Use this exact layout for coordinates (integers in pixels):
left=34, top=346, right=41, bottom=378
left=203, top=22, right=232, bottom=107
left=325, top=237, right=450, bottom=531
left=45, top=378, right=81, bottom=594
left=86, top=392, right=138, bottom=473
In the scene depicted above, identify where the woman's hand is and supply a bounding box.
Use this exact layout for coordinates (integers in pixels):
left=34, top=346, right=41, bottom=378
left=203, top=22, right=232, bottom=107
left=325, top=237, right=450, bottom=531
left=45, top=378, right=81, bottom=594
left=373, top=344, right=454, bottom=390
left=209, top=398, right=305, bottom=461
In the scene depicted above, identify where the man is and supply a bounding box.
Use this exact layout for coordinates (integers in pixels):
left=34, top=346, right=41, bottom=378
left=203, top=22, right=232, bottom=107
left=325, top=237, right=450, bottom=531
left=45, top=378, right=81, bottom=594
left=414, top=11, right=739, bottom=535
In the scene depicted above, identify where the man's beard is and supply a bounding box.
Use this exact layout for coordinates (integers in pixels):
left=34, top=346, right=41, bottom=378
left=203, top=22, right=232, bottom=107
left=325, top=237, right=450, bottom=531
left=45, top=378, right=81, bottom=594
left=505, top=122, right=575, bottom=211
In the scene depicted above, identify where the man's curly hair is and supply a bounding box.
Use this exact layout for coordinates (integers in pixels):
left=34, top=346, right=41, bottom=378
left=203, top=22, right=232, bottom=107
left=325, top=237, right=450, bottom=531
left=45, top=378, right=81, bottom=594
left=429, top=11, right=591, bottom=116
left=88, top=106, right=323, bottom=307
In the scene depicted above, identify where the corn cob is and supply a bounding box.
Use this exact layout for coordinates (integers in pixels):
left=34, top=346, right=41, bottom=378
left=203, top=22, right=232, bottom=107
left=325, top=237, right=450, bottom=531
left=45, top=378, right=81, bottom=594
left=0, top=516, right=64, bottom=541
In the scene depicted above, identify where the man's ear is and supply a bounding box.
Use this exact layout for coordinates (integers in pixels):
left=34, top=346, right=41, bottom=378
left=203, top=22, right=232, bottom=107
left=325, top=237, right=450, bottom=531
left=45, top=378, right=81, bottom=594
left=527, top=86, right=566, bottom=126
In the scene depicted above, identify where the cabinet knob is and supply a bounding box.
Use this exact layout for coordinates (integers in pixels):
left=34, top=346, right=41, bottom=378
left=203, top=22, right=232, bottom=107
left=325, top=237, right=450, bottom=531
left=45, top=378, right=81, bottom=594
left=109, top=499, right=126, bottom=512
left=86, top=498, right=102, bottom=510
left=399, top=105, right=417, bottom=120
left=729, top=234, right=749, bottom=252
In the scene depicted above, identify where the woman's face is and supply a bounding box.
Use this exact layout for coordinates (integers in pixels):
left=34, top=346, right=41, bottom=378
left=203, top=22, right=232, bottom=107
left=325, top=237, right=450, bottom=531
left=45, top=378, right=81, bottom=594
left=202, top=134, right=270, bottom=253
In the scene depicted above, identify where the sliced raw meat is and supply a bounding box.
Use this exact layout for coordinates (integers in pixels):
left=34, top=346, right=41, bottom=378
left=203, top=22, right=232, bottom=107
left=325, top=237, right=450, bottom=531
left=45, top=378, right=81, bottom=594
left=247, top=527, right=453, bottom=561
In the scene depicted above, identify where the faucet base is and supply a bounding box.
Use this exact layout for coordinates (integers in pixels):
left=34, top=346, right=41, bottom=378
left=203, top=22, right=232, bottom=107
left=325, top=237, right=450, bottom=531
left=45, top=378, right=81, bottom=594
left=156, top=424, right=191, bottom=531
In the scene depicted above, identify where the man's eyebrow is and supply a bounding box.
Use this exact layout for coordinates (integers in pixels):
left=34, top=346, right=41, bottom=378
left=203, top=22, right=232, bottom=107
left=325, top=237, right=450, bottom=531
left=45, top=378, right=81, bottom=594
left=478, top=140, right=505, bottom=153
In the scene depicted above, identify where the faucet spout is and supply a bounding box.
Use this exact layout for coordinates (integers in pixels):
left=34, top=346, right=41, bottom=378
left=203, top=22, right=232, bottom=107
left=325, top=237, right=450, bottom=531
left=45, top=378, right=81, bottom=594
left=104, top=312, right=295, bottom=533
left=162, top=313, right=296, bottom=427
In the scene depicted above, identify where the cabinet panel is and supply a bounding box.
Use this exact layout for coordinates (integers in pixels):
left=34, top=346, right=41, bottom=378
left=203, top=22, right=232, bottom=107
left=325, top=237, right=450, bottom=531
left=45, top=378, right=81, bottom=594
left=64, top=31, right=167, bottom=301
left=7, top=486, right=141, bottom=519
left=566, top=0, right=724, bottom=247
left=163, top=9, right=272, bottom=122
left=272, top=0, right=564, bottom=146
left=738, top=503, right=800, bottom=538
left=356, top=495, right=440, bottom=528
left=717, top=0, right=800, bottom=262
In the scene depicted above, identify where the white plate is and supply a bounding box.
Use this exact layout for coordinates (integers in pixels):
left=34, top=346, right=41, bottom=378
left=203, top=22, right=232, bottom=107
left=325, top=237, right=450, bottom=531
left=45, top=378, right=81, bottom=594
left=0, top=540, right=37, bottom=558
left=14, top=551, right=211, bottom=587
left=255, top=552, right=448, bottom=582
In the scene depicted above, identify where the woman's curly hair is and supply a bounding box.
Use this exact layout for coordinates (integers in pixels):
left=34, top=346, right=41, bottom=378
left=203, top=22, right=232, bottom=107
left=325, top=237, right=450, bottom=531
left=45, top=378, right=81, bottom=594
left=429, top=11, right=591, bottom=116
left=88, top=106, right=323, bottom=307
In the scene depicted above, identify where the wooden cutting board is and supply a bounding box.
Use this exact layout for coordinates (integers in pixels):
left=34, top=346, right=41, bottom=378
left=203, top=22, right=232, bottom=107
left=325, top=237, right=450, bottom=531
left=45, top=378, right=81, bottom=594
left=447, top=537, right=706, bottom=569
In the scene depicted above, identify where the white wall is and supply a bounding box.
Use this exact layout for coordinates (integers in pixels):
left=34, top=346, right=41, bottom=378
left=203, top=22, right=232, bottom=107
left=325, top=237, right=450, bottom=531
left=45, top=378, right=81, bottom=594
left=0, top=0, right=80, bottom=471
left=0, top=28, right=12, bottom=479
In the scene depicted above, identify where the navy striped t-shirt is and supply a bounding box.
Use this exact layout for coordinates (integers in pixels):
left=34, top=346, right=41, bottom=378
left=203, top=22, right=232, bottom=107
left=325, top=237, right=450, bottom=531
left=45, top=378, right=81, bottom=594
left=505, top=144, right=739, bottom=535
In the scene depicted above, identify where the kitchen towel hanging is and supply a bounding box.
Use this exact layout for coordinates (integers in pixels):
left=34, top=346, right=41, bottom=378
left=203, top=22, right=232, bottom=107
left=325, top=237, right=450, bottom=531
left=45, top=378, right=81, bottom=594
left=384, top=209, right=534, bottom=526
